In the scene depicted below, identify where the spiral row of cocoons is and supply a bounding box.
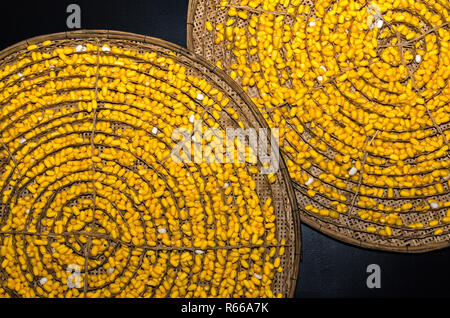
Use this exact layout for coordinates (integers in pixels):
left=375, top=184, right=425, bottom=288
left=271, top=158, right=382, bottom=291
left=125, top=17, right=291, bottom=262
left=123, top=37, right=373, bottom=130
left=192, top=0, right=450, bottom=250
left=0, top=34, right=297, bottom=298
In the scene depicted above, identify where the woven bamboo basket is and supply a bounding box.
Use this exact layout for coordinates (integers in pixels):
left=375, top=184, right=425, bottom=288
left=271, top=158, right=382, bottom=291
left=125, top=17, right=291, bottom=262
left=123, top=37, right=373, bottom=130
left=187, top=0, right=450, bottom=252
left=0, top=30, right=300, bottom=298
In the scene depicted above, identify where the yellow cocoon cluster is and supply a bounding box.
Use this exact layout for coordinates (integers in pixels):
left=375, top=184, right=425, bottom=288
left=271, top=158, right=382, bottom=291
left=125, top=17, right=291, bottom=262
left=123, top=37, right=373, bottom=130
left=203, top=0, right=450, bottom=240
left=0, top=39, right=287, bottom=298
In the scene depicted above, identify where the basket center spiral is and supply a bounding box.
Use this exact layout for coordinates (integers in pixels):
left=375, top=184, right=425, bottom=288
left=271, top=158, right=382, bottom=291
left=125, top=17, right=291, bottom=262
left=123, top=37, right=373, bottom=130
left=191, top=0, right=450, bottom=250
left=0, top=34, right=298, bottom=298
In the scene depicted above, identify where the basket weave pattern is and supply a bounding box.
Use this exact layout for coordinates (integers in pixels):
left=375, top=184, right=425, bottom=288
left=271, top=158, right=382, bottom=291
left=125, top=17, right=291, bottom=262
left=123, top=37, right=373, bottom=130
left=188, top=0, right=450, bottom=252
left=0, top=30, right=300, bottom=298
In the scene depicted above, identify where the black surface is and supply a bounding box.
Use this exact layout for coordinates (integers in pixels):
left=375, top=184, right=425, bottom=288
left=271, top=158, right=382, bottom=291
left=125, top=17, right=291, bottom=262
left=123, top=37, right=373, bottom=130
left=0, top=0, right=188, bottom=49
left=0, top=0, right=448, bottom=298
left=297, top=226, right=450, bottom=298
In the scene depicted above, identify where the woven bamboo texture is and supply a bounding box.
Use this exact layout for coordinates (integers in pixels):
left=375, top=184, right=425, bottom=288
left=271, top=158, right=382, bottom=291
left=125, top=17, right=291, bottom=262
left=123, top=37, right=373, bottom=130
left=0, top=30, right=300, bottom=298
left=187, top=0, right=450, bottom=252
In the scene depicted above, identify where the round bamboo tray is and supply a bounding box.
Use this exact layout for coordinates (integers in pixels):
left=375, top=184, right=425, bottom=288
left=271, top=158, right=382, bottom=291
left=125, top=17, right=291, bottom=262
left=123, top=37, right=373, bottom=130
left=0, top=30, right=300, bottom=298
left=187, top=0, right=450, bottom=252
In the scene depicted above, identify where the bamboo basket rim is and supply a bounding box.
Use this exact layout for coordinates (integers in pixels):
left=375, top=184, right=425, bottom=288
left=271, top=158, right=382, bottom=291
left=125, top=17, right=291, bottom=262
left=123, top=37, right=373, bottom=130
left=0, top=29, right=301, bottom=298
left=186, top=0, right=450, bottom=253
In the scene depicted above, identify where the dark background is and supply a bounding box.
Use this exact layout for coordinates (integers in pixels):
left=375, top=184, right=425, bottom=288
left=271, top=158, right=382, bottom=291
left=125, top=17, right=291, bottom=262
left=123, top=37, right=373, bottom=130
left=1, top=0, right=448, bottom=298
